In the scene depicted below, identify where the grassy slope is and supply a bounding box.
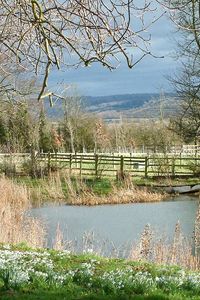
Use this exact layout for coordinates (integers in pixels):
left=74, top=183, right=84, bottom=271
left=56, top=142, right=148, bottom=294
left=0, top=244, right=199, bottom=300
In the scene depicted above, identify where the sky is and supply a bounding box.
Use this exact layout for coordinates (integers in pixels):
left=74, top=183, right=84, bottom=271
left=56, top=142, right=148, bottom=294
left=49, top=10, right=179, bottom=97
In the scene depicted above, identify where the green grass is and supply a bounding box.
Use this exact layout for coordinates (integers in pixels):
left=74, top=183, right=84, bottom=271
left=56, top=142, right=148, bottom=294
left=81, top=178, right=113, bottom=195
left=16, top=175, right=200, bottom=193
left=12, top=174, right=200, bottom=207
left=0, top=244, right=200, bottom=300
left=1, top=290, right=199, bottom=300
left=15, top=176, right=200, bottom=189
left=15, top=176, right=114, bottom=198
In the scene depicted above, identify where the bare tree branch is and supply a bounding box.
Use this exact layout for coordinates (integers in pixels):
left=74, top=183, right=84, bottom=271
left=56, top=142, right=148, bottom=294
left=0, top=0, right=162, bottom=100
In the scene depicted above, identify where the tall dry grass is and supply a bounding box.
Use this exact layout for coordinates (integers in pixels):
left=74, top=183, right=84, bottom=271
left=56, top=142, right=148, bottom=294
left=30, top=174, right=65, bottom=207
left=129, top=213, right=200, bottom=270
left=0, top=177, right=46, bottom=247
left=67, top=187, right=165, bottom=206
left=194, top=204, right=200, bottom=256
left=66, top=177, right=166, bottom=206
left=27, top=174, right=166, bottom=206
left=51, top=221, right=200, bottom=271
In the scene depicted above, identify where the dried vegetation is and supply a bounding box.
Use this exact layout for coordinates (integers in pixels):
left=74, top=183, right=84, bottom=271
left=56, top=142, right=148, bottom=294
left=0, top=177, right=46, bottom=248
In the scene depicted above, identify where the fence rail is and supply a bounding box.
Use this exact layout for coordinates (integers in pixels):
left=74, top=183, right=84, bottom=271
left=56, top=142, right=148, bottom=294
left=0, top=152, right=199, bottom=178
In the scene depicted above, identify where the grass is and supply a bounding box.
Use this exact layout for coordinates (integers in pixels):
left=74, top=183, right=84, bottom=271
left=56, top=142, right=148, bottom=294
left=1, top=290, right=198, bottom=300
left=14, top=175, right=167, bottom=206
left=0, top=244, right=200, bottom=300
left=129, top=176, right=200, bottom=187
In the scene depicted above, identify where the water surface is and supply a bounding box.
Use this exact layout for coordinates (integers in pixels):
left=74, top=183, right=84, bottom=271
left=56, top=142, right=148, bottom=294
left=31, top=195, right=199, bottom=249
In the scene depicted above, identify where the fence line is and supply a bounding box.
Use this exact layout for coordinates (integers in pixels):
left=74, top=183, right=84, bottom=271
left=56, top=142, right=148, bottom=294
left=35, top=152, right=200, bottom=178
left=0, top=152, right=199, bottom=177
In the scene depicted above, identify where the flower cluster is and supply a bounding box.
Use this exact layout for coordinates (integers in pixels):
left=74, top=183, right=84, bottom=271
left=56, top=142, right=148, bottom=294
left=156, top=269, right=200, bottom=293
left=101, top=269, right=155, bottom=292
left=0, top=246, right=199, bottom=295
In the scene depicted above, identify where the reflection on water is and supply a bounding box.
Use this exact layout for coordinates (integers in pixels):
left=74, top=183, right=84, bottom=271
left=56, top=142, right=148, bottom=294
left=31, top=195, right=199, bottom=249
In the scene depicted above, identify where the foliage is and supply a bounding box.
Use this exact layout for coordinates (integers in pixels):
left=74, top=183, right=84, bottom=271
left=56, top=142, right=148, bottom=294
left=0, top=101, right=37, bottom=152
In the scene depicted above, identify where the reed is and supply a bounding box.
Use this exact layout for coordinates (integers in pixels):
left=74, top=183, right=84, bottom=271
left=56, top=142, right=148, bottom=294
left=0, top=177, right=46, bottom=247
left=129, top=219, right=200, bottom=271
left=28, top=174, right=66, bottom=206
left=66, top=177, right=166, bottom=205
left=51, top=219, right=200, bottom=270
left=194, top=203, right=200, bottom=256
left=25, top=174, right=166, bottom=206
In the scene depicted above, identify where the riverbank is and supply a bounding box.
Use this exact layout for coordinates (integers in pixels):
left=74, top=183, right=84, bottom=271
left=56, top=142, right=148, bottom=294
left=14, top=174, right=200, bottom=206
left=0, top=177, right=199, bottom=270
left=14, top=175, right=169, bottom=206
left=0, top=244, right=199, bottom=300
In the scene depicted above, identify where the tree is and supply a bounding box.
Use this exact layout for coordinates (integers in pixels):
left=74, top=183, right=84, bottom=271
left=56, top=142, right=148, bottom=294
left=61, top=93, right=98, bottom=152
left=38, top=108, right=52, bottom=152
left=0, top=0, right=163, bottom=100
left=169, top=68, right=200, bottom=144
left=62, top=95, right=83, bottom=153
left=0, top=99, right=37, bottom=152
left=161, top=0, right=200, bottom=144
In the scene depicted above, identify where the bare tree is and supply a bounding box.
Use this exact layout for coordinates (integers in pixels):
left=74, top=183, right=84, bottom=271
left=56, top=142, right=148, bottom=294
left=159, top=0, right=200, bottom=144
left=169, top=65, right=200, bottom=144
left=0, top=0, right=163, bottom=100
left=62, top=94, right=83, bottom=153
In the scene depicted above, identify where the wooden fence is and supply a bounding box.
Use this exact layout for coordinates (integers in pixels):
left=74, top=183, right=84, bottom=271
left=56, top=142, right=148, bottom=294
left=36, top=153, right=200, bottom=178
left=0, top=152, right=199, bottom=177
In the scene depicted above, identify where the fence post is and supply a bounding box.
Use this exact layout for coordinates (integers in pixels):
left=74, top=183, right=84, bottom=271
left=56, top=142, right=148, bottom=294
left=80, top=155, right=82, bottom=179
left=47, top=152, right=51, bottom=176
left=55, top=151, right=58, bottom=168
left=120, top=155, right=124, bottom=177
left=95, top=154, right=98, bottom=178
left=69, top=154, right=72, bottom=175
left=172, top=157, right=175, bottom=176
left=30, top=147, right=37, bottom=178
left=145, top=156, right=148, bottom=178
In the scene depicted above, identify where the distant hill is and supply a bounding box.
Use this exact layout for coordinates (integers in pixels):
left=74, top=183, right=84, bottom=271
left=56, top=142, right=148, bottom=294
left=45, top=93, right=179, bottom=121
left=84, top=93, right=159, bottom=112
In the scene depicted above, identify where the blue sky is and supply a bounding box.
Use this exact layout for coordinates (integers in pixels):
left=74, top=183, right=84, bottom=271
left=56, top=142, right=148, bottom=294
left=49, top=14, right=179, bottom=97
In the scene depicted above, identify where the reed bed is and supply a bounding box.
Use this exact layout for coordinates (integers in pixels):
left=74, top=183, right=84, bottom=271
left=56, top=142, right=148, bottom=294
left=66, top=177, right=166, bottom=206
left=129, top=221, right=200, bottom=271
left=30, top=174, right=65, bottom=207
left=67, top=187, right=165, bottom=205
left=25, top=174, right=166, bottom=206
left=0, top=177, right=46, bottom=247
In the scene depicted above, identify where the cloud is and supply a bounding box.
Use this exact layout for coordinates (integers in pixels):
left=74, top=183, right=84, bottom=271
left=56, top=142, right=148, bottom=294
left=48, top=14, right=179, bottom=96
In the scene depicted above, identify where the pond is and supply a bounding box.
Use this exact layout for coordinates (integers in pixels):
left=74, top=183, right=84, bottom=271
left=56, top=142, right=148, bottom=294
left=31, top=195, right=199, bottom=252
